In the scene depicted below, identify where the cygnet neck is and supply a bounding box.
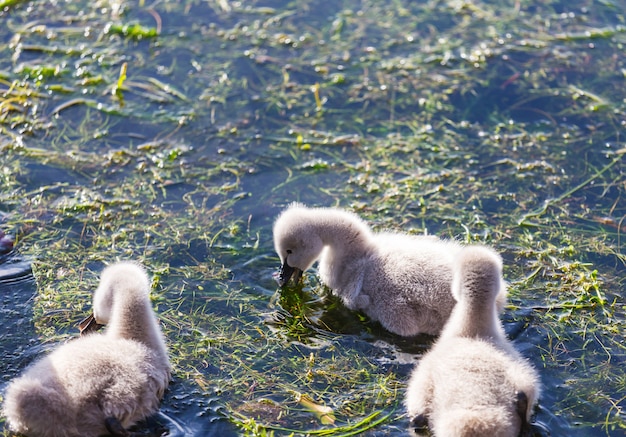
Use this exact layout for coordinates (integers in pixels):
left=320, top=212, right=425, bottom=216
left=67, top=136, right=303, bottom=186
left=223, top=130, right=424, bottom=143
left=312, top=209, right=373, bottom=254
left=443, top=294, right=503, bottom=341
left=107, top=290, right=167, bottom=360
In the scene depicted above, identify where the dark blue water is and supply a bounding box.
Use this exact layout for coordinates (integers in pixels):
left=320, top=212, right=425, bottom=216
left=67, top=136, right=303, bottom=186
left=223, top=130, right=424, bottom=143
left=1, top=0, right=626, bottom=436
left=0, top=252, right=38, bottom=383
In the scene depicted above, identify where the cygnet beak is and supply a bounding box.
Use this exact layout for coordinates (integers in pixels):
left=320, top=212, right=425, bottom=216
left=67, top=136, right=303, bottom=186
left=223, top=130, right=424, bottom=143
left=410, top=414, right=429, bottom=433
left=78, top=313, right=105, bottom=336
left=278, top=262, right=303, bottom=287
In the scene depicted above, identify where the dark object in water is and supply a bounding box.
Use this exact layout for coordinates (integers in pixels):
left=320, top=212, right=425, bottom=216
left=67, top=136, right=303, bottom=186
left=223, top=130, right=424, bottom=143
left=0, top=230, right=15, bottom=254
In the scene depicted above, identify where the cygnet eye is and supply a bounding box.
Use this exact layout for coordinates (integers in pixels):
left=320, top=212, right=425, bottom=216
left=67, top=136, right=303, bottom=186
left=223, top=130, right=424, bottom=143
left=286, top=249, right=292, bottom=254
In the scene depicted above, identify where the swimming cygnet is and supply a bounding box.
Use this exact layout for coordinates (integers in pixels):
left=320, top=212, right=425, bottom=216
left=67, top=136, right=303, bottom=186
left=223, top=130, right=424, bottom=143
left=273, top=203, right=506, bottom=336
left=2, top=261, right=171, bottom=437
left=404, top=245, right=540, bottom=437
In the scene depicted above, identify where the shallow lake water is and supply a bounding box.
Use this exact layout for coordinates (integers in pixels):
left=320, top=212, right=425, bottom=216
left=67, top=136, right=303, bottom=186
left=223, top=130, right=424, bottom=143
left=1, top=0, right=625, bottom=436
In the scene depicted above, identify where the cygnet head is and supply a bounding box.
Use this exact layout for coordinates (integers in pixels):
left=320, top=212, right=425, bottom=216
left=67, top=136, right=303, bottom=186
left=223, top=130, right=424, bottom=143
left=79, top=261, right=151, bottom=334
left=451, top=245, right=503, bottom=306
left=273, top=203, right=324, bottom=286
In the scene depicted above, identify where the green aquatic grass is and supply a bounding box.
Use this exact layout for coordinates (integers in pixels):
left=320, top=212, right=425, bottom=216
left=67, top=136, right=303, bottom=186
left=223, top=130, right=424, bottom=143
left=1, top=0, right=625, bottom=435
left=0, top=0, right=28, bottom=9
left=105, top=22, right=159, bottom=39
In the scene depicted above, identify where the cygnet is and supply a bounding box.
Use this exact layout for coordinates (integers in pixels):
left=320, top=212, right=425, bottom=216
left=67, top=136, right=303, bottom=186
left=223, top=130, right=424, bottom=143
left=273, top=203, right=506, bottom=336
left=404, top=245, right=540, bottom=437
left=2, top=261, right=171, bottom=437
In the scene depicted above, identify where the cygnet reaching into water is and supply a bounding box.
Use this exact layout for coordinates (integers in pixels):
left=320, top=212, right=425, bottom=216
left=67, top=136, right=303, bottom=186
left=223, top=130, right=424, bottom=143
left=273, top=203, right=506, bottom=336
left=404, top=245, right=540, bottom=437
left=2, top=261, right=171, bottom=437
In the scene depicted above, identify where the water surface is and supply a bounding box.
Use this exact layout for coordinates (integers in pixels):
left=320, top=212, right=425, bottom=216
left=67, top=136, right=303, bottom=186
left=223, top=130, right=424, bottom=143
left=1, top=0, right=625, bottom=435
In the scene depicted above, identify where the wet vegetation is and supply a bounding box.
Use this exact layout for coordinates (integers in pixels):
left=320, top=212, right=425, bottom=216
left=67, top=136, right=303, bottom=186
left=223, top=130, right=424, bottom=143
left=0, top=0, right=625, bottom=435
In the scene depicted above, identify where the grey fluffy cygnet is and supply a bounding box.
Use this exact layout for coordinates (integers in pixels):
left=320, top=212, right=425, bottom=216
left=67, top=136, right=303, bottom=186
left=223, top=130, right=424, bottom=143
left=2, top=261, right=171, bottom=437
left=404, top=245, right=540, bottom=437
left=273, top=203, right=505, bottom=336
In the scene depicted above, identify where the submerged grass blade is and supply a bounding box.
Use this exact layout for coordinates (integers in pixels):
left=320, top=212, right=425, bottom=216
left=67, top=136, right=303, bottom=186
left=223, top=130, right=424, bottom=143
left=519, top=153, right=625, bottom=225
left=147, top=77, right=189, bottom=102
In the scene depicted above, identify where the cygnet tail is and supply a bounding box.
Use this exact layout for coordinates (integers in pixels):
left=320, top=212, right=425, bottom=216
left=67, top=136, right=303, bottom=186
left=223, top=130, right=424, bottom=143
left=452, top=245, right=503, bottom=304
left=3, top=378, right=76, bottom=437
left=433, top=407, right=517, bottom=437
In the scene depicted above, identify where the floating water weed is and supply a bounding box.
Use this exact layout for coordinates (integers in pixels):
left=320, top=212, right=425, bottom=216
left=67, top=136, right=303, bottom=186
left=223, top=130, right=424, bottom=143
left=1, top=0, right=625, bottom=435
left=104, top=22, right=158, bottom=39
